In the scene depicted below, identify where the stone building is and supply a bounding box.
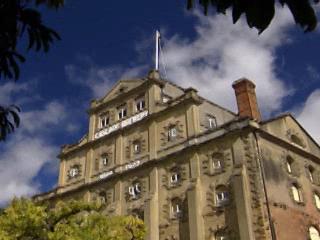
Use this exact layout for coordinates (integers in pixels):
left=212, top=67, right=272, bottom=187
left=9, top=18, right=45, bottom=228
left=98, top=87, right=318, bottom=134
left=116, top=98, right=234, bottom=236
left=35, top=70, right=320, bottom=240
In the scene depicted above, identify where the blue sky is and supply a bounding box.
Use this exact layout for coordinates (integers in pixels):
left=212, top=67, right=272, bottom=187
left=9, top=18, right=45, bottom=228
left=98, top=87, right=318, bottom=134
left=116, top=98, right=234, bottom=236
left=0, top=1, right=320, bottom=205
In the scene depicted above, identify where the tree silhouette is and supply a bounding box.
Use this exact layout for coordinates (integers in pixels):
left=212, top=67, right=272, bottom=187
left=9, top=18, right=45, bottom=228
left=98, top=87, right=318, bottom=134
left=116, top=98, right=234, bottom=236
left=0, top=105, right=20, bottom=141
left=187, top=0, right=319, bottom=33
left=0, top=0, right=63, bottom=141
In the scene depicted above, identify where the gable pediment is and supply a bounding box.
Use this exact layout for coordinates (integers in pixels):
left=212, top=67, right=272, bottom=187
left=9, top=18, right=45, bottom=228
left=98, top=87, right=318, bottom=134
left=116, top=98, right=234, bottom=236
left=99, top=79, right=144, bottom=103
left=261, top=114, right=320, bottom=156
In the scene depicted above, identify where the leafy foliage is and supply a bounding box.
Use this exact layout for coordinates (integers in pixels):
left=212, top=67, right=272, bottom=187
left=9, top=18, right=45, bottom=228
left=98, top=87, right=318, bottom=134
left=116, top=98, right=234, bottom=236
left=187, top=0, right=319, bottom=33
left=0, top=0, right=63, bottom=141
left=0, top=198, right=146, bottom=240
left=0, top=105, right=20, bottom=141
left=0, top=0, right=63, bottom=80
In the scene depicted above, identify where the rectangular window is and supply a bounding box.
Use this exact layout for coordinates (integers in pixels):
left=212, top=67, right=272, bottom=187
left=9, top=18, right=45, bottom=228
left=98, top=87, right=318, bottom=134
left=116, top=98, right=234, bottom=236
left=207, top=115, right=217, bottom=129
left=136, top=98, right=145, bottom=112
left=168, top=126, right=177, bottom=141
left=118, top=106, right=127, bottom=120
left=99, top=114, right=110, bottom=128
left=133, top=141, right=141, bottom=154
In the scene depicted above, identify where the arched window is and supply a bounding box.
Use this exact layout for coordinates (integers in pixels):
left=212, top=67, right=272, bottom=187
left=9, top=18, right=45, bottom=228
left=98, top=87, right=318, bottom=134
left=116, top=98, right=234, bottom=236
left=308, top=166, right=315, bottom=183
left=290, top=134, right=305, bottom=148
left=309, top=226, right=320, bottom=240
left=314, top=193, right=320, bottom=210
left=286, top=156, right=294, bottom=174
left=291, top=183, right=303, bottom=203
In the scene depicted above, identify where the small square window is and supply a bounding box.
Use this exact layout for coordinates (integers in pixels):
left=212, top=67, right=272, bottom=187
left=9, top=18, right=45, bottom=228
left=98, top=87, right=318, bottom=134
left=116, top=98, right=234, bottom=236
left=216, top=191, right=229, bottom=206
left=68, top=166, right=79, bottom=178
left=170, top=173, right=181, bottom=184
left=213, top=159, right=222, bottom=169
left=128, top=183, right=142, bottom=199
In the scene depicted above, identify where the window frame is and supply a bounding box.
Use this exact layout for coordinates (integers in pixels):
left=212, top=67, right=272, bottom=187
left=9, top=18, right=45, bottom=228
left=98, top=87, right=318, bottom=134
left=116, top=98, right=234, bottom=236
left=135, top=97, right=145, bottom=112
left=128, top=182, right=142, bottom=199
left=68, top=165, right=80, bottom=178
left=290, top=183, right=303, bottom=203
left=99, top=113, right=110, bottom=129
left=309, top=226, right=320, bottom=240
left=118, top=105, right=127, bottom=120
left=168, top=126, right=177, bottom=141
left=314, top=192, right=320, bottom=210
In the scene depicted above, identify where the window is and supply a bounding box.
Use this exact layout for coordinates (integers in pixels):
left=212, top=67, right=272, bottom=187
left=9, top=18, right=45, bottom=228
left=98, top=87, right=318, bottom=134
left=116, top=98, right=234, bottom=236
left=68, top=166, right=79, bottom=178
left=128, top=183, right=142, bottom=199
left=308, top=166, right=315, bottom=183
left=136, top=98, right=145, bottom=112
left=314, top=193, right=320, bottom=210
left=213, top=159, right=222, bottom=170
left=99, top=114, right=109, bottom=128
left=215, top=233, right=227, bottom=240
left=101, top=154, right=109, bottom=166
left=162, top=96, right=169, bottom=103
left=133, top=141, right=141, bottom=154
left=168, top=126, right=177, bottom=141
left=215, top=186, right=229, bottom=206
left=208, top=115, right=217, bottom=129
left=118, top=106, right=127, bottom=120
left=170, top=172, right=181, bottom=185
left=132, top=209, right=144, bottom=221
left=216, top=192, right=229, bottom=205
left=291, top=183, right=303, bottom=203
left=286, top=158, right=293, bottom=174
left=309, top=226, right=320, bottom=240
left=98, top=191, right=106, bottom=204
left=171, top=199, right=182, bottom=218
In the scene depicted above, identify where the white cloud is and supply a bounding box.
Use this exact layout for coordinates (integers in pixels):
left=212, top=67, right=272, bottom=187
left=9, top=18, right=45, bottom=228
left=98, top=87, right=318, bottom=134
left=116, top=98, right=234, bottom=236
left=297, top=89, right=320, bottom=143
left=0, top=137, right=57, bottom=204
left=65, top=63, right=147, bottom=98
left=0, top=88, right=67, bottom=205
left=0, top=82, right=28, bottom=105
left=65, top=9, right=295, bottom=116
left=20, top=101, right=66, bottom=134
left=162, top=8, right=295, bottom=116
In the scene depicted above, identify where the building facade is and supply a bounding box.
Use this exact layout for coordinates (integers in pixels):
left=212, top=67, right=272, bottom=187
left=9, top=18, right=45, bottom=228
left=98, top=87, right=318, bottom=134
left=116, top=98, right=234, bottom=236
left=36, top=70, right=320, bottom=240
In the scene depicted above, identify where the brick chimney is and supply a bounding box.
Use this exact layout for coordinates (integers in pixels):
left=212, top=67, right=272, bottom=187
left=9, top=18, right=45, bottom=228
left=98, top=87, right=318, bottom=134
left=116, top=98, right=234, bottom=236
left=232, top=78, right=261, bottom=122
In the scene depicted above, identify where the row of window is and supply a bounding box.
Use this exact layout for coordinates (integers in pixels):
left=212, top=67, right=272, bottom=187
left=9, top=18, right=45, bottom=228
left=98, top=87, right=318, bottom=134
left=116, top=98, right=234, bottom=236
left=290, top=183, right=320, bottom=210
left=69, top=150, right=225, bottom=180
left=286, top=156, right=319, bottom=184
left=99, top=98, right=146, bottom=129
